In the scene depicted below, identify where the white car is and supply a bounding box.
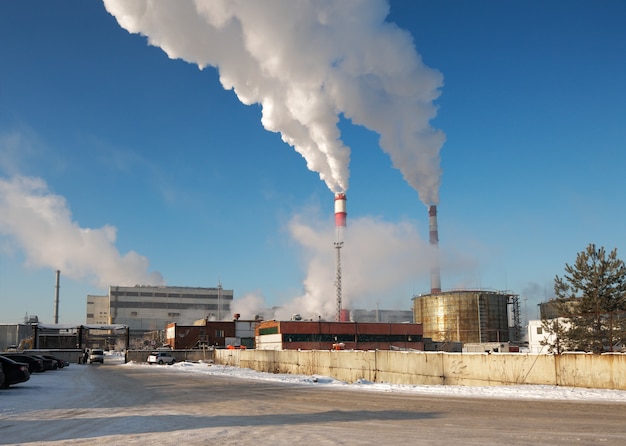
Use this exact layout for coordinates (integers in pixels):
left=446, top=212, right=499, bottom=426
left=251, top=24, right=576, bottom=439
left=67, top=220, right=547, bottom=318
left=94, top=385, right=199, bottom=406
left=147, top=351, right=176, bottom=365
left=88, top=349, right=104, bottom=364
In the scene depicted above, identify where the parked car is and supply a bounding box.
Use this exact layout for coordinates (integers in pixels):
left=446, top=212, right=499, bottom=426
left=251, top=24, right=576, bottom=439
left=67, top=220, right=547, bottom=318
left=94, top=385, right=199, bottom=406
left=0, top=355, right=30, bottom=388
left=147, top=351, right=176, bottom=365
left=88, top=349, right=104, bottom=364
left=41, top=354, right=68, bottom=368
left=2, top=353, right=44, bottom=373
left=29, top=354, right=56, bottom=370
left=0, top=363, right=4, bottom=389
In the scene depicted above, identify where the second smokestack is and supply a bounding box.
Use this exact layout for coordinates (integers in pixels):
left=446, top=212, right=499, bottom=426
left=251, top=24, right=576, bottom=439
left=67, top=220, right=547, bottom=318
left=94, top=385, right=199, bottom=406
left=428, top=205, right=441, bottom=294
left=54, top=269, right=61, bottom=324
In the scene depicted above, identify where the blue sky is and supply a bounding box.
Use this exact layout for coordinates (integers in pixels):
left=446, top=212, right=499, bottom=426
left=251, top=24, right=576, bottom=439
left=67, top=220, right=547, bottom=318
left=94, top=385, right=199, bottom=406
left=1, top=0, right=624, bottom=326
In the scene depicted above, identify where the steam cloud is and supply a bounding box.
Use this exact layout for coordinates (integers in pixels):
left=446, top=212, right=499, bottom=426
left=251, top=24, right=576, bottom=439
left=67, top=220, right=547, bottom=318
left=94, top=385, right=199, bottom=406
left=103, top=0, right=445, bottom=205
left=0, top=175, right=164, bottom=289
left=261, top=213, right=435, bottom=321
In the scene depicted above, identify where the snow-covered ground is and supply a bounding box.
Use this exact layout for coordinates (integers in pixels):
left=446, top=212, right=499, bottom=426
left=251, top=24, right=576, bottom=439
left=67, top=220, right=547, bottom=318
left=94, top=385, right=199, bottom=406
left=3, top=353, right=626, bottom=445
left=128, top=357, right=626, bottom=402
left=4, top=352, right=626, bottom=408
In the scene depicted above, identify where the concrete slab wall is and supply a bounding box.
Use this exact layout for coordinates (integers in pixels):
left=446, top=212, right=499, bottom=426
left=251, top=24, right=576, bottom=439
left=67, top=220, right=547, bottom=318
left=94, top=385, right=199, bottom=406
left=214, top=349, right=626, bottom=390
left=126, top=349, right=214, bottom=364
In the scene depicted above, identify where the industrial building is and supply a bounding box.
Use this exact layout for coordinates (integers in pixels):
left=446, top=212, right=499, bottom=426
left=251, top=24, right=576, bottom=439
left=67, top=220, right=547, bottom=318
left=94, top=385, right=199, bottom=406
left=86, top=295, right=110, bottom=325
left=165, top=316, right=258, bottom=349
left=255, top=320, right=424, bottom=351
left=100, top=285, right=233, bottom=337
left=412, top=290, right=521, bottom=345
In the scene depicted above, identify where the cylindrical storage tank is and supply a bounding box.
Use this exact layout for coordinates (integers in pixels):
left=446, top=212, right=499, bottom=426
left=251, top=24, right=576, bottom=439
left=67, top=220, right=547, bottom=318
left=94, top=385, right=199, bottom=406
left=412, top=290, right=511, bottom=344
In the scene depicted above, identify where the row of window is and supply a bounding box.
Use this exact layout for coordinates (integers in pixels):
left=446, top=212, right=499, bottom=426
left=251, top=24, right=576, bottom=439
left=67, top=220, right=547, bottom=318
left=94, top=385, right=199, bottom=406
left=282, top=334, right=423, bottom=343
left=111, top=301, right=230, bottom=311
left=111, top=291, right=233, bottom=299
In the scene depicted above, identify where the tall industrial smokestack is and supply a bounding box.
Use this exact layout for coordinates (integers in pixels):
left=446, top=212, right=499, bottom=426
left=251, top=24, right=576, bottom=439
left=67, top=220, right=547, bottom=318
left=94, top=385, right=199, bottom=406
left=334, top=193, right=347, bottom=321
left=54, top=270, right=60, bottom=324
left=334, top=193, right=347, bottom=242
left=428, top=205, right=441, bottom=294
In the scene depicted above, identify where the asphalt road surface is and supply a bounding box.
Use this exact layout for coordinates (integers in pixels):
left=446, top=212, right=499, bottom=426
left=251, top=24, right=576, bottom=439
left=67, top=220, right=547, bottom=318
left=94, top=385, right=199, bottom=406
left=1, top=358, right=625, bottom=445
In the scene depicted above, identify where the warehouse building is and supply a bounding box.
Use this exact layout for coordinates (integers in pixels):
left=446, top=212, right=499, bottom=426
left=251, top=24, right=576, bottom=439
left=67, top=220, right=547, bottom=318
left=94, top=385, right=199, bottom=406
left=255, top=320, right=424, bottom=351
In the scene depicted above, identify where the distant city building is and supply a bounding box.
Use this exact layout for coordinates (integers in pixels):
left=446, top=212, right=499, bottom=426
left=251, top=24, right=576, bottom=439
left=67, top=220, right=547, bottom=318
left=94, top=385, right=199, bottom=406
left=105, top=285, right=233, bottom=336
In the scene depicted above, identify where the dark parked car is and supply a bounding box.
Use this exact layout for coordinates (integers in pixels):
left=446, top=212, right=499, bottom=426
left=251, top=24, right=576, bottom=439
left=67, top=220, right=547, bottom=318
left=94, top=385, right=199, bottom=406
left=30, top=354, right=56, bottom=370
left=2, top=353, right=44, bottom=373
left=0, top=363, right=4, bottom=388
left=0, top=355, right=30, bottom=388
left=41, top=354, right=68, bottom=368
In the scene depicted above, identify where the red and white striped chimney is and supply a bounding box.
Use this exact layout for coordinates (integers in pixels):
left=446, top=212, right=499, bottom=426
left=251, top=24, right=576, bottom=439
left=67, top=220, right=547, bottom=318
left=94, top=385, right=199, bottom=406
left=334, top=193, right=347, bottom=242
left=334, top=193, right=347, bottom=321
left=428, top=205, right=441, bottom=294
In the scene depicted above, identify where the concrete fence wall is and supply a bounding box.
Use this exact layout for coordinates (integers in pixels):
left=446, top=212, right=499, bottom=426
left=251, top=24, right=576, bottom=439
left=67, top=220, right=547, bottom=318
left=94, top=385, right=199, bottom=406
left=214, top=349, right=626, bottom=390
left=126, top=349, right=214, bottom=364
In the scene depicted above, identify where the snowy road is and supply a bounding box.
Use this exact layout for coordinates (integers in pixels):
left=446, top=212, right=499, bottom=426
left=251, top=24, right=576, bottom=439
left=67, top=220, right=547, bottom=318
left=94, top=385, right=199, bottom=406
left=1, top=355, right=626, bottom=445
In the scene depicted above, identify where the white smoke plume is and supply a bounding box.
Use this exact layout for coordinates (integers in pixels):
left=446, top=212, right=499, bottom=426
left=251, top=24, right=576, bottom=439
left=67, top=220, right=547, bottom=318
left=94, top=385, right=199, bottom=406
left=0, top=175, right=164, bottom=289
left=265, top=213, right=435, bottom=320
left=230, top=291, right=266, bottom=320
left=103, top=0, right=445, bottom=204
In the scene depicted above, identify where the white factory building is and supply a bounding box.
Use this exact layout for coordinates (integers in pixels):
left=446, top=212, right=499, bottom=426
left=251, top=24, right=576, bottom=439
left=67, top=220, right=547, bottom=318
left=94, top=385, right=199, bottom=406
left=87, top=285, right=233, bottom=335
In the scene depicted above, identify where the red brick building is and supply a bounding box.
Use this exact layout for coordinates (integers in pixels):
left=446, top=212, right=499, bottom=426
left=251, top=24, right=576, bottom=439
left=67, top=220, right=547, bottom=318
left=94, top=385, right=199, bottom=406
left=165, top=319, right=258, bottom=349
left=256, top=320, right=424, bottom=351
left=166, top=321, right=236, bottom=349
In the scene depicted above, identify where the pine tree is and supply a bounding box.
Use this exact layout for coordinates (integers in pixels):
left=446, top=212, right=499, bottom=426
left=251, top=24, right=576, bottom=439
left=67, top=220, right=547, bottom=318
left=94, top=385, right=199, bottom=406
left=543, top=244, right=626, bottom=353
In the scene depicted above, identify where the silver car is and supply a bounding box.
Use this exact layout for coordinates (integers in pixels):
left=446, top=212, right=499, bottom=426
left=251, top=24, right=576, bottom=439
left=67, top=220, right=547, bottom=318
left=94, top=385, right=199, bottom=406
left=147, top=351, right=176, bottom=365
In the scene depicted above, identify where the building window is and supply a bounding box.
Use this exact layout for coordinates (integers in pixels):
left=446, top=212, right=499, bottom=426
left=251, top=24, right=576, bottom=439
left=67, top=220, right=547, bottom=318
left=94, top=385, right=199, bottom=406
left=131, top=311, right=138, bottom=317
left=168, top=312, right=180, bottom=317
left=215, top=329, right=224, bottom=338
left=536, top=327, right=543, bottom=335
